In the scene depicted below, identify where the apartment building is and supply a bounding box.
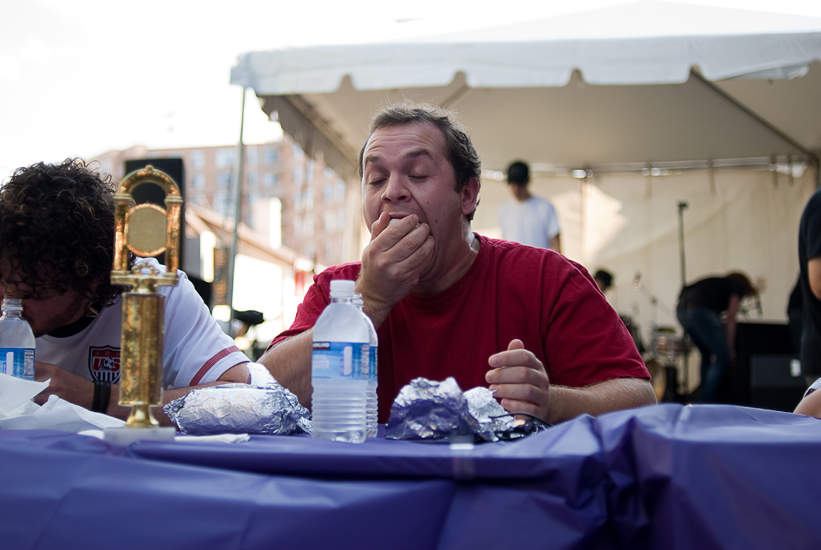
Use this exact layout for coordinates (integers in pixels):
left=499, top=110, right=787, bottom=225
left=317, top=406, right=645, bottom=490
left=92, top=136, right=352, bottom=268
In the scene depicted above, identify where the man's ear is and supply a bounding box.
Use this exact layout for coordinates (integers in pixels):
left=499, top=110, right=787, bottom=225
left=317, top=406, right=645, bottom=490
left=460, top=176, right=481, bottom=216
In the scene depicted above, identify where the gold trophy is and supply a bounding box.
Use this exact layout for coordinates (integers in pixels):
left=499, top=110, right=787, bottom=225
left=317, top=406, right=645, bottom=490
left=104, top=165, right=181, bottom=444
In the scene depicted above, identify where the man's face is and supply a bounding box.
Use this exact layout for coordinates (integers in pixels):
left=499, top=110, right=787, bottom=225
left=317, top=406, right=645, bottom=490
left=360, top=122, right=477, bottom=270
left=0, top=277, right=89, bottom=337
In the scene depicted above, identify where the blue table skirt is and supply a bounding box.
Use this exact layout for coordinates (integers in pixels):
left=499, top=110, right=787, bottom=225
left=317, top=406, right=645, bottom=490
left=2, top=404, right=820, bottom=550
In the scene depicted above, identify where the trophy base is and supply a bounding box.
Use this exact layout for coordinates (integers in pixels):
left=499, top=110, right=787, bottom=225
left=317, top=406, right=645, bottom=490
left=103, top=426, right=176, bottom=445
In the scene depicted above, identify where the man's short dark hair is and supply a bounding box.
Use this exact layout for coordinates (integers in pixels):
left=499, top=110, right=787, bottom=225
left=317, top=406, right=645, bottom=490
left=358, top=100, right=482, bottom=221
left=0, top=158, right=127, bottom=310
left=594, top=269, right=614, bottom=291
left=507, top=161, right=530, bottom=185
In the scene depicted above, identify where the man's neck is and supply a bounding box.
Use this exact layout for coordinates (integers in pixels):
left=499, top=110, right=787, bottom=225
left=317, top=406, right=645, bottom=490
left=513, top=185, right=531, bottom=202
left=412, top=229, right=480, bottom=296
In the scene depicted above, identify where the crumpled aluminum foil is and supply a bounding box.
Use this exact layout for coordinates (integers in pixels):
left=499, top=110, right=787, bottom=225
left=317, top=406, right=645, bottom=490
left=164, top=377, right=311, bottom=436
left=385, top=377, right=515, bottom=442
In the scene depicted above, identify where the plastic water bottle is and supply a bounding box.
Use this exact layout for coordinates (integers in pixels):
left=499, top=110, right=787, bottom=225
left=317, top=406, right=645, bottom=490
left=353, top=293, right=378, bottom=437
left=0, top=298, right=36, bottom=380
left=311, top=280, right=369, bottom=443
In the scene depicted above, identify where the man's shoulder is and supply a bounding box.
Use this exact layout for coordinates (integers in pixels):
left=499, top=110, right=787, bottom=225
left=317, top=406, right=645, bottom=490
left=311, top=262, right=363, bottom=291
left=316, top=262, right=362, bottom=279
left=479, top=235, right=569, bottom=267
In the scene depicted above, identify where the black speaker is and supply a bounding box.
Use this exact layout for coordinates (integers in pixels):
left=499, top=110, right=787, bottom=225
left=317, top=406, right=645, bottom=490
left=718, top=322, right=794, bottom=406
left=124, top=158, right=185, bottom=268
left=749, top=354, right=806, bottom=412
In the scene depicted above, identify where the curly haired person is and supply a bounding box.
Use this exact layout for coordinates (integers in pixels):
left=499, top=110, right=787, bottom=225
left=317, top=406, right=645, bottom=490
left=0, top=159, right=250, bottom=424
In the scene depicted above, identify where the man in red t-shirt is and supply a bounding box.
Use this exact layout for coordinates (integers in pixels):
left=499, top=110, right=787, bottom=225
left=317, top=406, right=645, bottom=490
left=260, top=101, right=655, bottom=425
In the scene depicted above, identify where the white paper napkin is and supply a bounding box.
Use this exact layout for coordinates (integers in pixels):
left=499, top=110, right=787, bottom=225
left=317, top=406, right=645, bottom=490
left=0, top=373, right=125, bottom=432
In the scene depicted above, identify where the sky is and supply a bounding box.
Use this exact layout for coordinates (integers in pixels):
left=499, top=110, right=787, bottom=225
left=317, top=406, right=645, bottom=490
left=2, top=0, right=821, bottom=180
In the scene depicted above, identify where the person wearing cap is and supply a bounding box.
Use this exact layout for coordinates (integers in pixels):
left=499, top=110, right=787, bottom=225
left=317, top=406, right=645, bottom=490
left=260, top=101, right=655, bottom=427
left=497, top=161, right=562, bottom=252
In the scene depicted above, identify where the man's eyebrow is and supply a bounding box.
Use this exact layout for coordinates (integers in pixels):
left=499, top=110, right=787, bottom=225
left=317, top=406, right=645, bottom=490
left=363, top=148, right=433, bottom=168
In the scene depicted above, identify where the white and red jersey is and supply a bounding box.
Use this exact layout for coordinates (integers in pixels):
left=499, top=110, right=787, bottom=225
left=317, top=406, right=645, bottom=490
left=35, top=259, right=247, bottom=389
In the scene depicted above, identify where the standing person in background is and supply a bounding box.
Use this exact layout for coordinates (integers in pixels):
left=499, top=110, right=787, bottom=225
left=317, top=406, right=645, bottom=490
left=676, top=272, right=757, bottom=403
left=497, top=161, right=561, bottom=252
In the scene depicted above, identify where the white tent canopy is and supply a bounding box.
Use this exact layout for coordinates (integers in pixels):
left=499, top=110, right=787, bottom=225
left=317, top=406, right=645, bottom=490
left=231, top=1, right=821, bottom=181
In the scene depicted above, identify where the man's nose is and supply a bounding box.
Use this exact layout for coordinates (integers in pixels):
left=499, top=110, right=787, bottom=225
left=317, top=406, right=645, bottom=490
left=381, top=174, right=410, bottom=202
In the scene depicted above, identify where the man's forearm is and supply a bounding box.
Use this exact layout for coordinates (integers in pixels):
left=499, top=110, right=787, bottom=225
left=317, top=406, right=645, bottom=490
left=105, top=363, right=252, bottom=427
left=546, top=377, right=657, bottom=425
left=258, top=330, right=314, bottom=408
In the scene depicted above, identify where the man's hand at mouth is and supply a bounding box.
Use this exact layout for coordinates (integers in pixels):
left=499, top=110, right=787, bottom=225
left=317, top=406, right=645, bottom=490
left=357, top=212, right=434, bottom=328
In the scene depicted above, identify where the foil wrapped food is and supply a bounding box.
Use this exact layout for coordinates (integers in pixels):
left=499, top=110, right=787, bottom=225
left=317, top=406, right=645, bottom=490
left=164, top=364, right=311, bottom=435
left=385, top=377, right=515, bottom=442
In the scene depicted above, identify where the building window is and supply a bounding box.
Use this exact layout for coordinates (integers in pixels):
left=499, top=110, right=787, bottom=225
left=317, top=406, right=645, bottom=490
left=293, top=215, right=302, bottom=238
left=304, top=216, right=314, bottom=238
left=304, top=243, right=316, bottom=261
left=293, top=165, right=304, bottom=187
left=191, top=150, right=205, bottom=169
left=246, top=147, right=257, bottom=166
left=213, top=191, right=230, bottom=215
left=216, top=148, right=234, bottom=169
left=192, top=174, right=205, bottom=189
left=335, top=180, right=346, bottom=202
left=305, top=189, right=314, bottom=210
left=292, top=143, right=304, bottom=159
left=217, top=173, right=232, bottom=188
left=247, top=172, right=258, bottom=187
left=264, top=148, right=279, bottom=165
left=262, top=172, right=277, bottom=186
left=324, top=211, right=335, bottom=232
left=323, top=182, right=333, bottom=204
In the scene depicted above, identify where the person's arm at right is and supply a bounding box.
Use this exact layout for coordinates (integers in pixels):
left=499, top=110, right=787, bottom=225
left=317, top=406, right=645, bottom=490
left=808, top=257, right=821, bottom=300
left=795, top=389, right=821, bottom=418
left=258, top=331, right=314, bottom=408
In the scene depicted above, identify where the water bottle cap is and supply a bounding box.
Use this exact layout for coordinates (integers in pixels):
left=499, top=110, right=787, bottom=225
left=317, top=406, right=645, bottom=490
left=330, top=279, right=355, bottom=298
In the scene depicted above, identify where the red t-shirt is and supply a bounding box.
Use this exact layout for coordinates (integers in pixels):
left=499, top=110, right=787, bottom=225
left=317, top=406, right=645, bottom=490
left=272, top=235, right=648, bottom=422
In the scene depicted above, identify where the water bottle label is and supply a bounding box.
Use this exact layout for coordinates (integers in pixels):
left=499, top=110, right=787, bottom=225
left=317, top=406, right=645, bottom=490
left=0, top=348, right=35, bottom=380
left=370, top=346, right=378, bottom=381
left=312, top=342, right=370, bottom=380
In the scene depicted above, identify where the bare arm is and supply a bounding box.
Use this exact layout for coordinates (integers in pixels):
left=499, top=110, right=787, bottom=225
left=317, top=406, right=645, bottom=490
left=809, top=257, right=821, bottom=300
left=795, top=390, right=821, bottom=418
left=543, top=378, right=657, bottom=425
left=34, top=361, right=251, bottom=427
left=257, top=330, right=314, bottom=408
left=550, top=233, right=561, bottom=254
left=486, top=339, right=656, bottom=425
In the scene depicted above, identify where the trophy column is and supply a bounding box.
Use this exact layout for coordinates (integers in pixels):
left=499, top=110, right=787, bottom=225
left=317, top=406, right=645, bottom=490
left=104, top=165, right=182, bottom=444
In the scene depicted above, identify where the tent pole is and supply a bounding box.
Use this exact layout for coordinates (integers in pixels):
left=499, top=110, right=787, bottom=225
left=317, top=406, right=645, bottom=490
left=689, top=70, right=814, bottom=159
left=227, top=87, right=247, bottom=327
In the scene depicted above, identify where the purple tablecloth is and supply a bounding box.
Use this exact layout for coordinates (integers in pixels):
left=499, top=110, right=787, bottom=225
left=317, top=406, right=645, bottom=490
left=2, top=404, right=820, bottom=549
